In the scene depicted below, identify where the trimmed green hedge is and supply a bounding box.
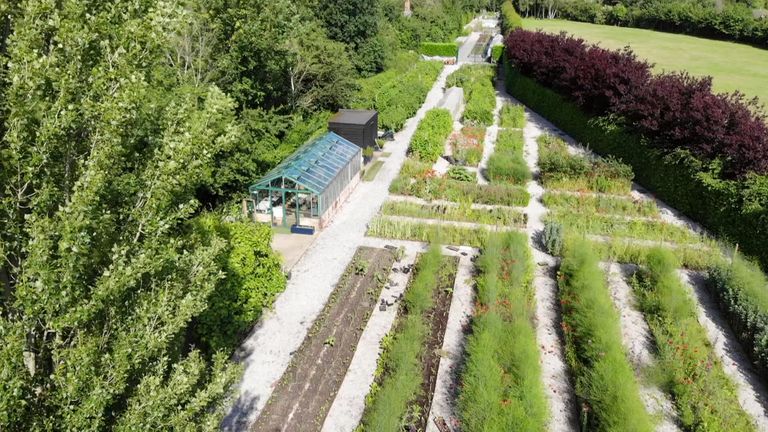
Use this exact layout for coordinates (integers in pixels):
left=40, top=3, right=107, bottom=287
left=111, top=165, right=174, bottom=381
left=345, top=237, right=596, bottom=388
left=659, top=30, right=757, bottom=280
left=419, top=42, right=458, bottom=58
left=491, top=45, right=503, bottom=63
left=708, top=257, right=768, bottom=380
left=500, top=1, right=523, bottom=35
left=409, top=108, right=453, bottom=163
left=504, top=66, right=768, bottom=270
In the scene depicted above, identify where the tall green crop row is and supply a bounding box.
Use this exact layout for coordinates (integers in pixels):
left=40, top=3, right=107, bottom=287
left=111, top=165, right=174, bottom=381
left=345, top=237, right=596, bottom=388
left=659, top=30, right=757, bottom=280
left=446, top=65, right=496, bottom=126
left=558, top=239, right=654, bottom=431
left=360, top=245, right=456, bottom=430
left=409, top=108, right=454, bottom=163
left=458, top=232, right=548, bottom=431
left=633, top=249, right=754, bottom=431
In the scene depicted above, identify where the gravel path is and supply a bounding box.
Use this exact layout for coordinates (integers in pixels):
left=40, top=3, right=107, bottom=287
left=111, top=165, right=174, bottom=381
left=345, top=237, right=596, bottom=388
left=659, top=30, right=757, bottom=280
left=426, top=248, right=478, bottom=432
left=221, top=63, right=458, bottom=431
left=603, top=263, right=680, bottom=432
left=679, top=270, right=768, bottom=430
left=511, top=77, right=579, bottom=431
left=321, top=241, right=423, bottom=432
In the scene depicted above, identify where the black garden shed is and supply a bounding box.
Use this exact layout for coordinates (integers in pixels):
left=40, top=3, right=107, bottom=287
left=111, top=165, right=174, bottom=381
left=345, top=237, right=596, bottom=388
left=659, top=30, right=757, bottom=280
left=328, top=109, right=378, bottom=149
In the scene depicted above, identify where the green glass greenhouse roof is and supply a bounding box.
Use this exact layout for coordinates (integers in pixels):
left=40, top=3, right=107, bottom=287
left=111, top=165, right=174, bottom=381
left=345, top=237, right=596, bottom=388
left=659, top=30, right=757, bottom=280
left=249, top=132, right=361, bottom=194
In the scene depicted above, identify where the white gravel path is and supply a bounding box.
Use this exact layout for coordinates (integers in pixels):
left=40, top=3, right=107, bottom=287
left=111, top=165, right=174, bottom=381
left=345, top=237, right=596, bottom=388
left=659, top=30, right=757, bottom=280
left=512, top=77, right=579, bottom=431
left=321, top=241, right=424, bottom=432
left=221, top=63, right=458, bottom=431
left=426, top=248, right=479, bottom=432
left=603, top=263, right=680, bottom=432
left=679, top=270, right=768, bottom=430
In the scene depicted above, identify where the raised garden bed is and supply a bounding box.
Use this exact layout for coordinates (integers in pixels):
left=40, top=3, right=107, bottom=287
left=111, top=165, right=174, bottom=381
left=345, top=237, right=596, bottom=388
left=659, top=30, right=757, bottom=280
left=253, top=247, right=395, bottom=431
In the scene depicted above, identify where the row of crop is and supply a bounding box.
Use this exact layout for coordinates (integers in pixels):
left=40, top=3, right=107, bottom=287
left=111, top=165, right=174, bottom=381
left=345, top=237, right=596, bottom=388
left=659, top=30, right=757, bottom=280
left=380, top=200, right=527, bottom=227
left=539, top=134, right=633, bottom=195
left=390, top=160, right=530, bottom=207
left=486, top=116, right=530, bottom=185
left=354, top=55, right=443, bottom=131
left=409, top=108, right=454, bottom=163
left=554, top=0, right=768, bottom=48
left=458, top=232, right=548, bottom=430
left=499, top=104, right=524, bottom=129
left=449, top=126, right=485, bottom=167
left=503, top=49, right=768, bottom=270
left=542, top=192, right=659, bottom=218
left=446, top=65, right=496, bottom=126
left=558, top=239, right=654, bottom=430
left=545, top=210, right=703, bottom=245
left=632, top=249, right=754, bottom=430
left=360, top=245, right=456, bottom=430
left=366, top=217, right=491, bottom=247
left=419, top=42, right=458, bottom=58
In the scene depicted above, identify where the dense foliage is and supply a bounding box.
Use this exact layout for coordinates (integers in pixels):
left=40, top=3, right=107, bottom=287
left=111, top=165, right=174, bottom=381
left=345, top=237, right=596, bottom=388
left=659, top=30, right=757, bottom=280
left=504, top=48, right=768, bottom=270
left=447, top=65, right=497, bottom=126
left=419, top=42, right=459, bottom=57
left=409, top=109, right=454, bottom=162
left=634, top=249, right=754, bottom=431
left=708, top=257, right=768, bottom=379
left=459, top=232, right=548, bottom=430
left=551, top=0, right=768, bottom=48
left=500, top=0, right=524, bottom=34
left=506, top=30, right=768, bottom=178
left=558, top=240, right=654, bottom=431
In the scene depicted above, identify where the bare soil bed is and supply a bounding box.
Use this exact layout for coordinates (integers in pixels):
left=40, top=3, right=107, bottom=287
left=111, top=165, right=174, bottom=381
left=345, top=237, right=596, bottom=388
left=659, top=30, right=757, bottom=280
left=253, top=247, right=395, bottom=432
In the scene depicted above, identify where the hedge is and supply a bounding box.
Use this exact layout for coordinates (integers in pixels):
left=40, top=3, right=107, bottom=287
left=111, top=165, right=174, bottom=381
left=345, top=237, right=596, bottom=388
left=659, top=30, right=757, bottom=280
left=409, top=108, right=453, bottom=163
left=503, top=64, right=768, bottom=271
left=708, top=257, right=768, bottom=380
left=500, top=1, right=523, bottom=35
left=419, top=42, right=458, bottom=58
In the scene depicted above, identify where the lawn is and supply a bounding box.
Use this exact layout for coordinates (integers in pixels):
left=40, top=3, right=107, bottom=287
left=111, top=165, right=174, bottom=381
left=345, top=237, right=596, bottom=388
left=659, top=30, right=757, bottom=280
left=523, top=19, right=768, bottom=104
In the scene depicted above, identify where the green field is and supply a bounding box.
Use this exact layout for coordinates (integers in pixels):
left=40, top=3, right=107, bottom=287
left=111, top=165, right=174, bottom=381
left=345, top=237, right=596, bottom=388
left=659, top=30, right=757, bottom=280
left=523, top=19, right=768, bottom=105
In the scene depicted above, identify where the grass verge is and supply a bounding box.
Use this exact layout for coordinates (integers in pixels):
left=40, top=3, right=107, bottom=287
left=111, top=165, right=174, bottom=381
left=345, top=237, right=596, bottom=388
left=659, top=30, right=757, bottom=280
left=363, top=160, right=385, bottom=182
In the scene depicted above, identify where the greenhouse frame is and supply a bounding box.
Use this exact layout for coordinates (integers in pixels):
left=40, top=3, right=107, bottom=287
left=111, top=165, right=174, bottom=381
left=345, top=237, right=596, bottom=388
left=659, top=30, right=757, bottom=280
left=248, top=132, right=362, bottom=229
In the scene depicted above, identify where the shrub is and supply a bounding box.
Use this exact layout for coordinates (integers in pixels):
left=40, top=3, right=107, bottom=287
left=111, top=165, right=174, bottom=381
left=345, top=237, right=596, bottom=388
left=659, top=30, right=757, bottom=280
left=458, top=232, right=547, bottom=430
left=446, top=166, right=475, bottom=182
left=419, top=42, right=458, bottom=58
left=708, top=257, right=768, bottom=379
left=409, top=108, right=453, bottom=163
left=542, top=220, right=563, bottom=256
left=486, top=150, right=531, bottom=185
left=194, top=216, right=286, bottom=353
left=490, top=44, right=503, bottom=63
left=499, top=104, right=525, bottom=129
left=505, top=29, right=768, bottom=179
left=447, top=65, right=496, bottom=127
left=504, top=57, right=768, bottom=271
left=558, top=239, right=654, bottom=431
left=633, top=249, right=755, bottom=430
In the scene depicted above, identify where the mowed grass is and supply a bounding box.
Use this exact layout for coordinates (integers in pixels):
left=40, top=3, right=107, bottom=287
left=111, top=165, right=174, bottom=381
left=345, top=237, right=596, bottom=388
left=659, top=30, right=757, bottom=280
left=523, top=19, right=768, bottom=105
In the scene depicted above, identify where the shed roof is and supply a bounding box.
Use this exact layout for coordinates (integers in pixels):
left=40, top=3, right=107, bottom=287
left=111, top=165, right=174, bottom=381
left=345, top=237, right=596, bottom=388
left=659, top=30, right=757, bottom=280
left=249, top=132, right=360, bottom=194
left=329, top=109, right=377, bottom=125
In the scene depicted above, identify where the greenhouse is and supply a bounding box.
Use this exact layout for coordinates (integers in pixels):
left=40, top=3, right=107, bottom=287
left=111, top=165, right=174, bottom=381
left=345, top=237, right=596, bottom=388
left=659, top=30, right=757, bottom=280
left=248, top=132, right=362, bottom=230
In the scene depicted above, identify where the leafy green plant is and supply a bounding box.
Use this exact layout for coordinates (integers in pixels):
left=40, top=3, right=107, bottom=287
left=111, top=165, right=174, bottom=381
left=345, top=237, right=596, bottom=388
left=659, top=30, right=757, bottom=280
left=459, top=232, right=547, bottom=430
left=409, top=108, right=453, bottom=163
left=633, top=249, right=754, bottom=431
left=354, top=258, right=370, bottom=275
left=446, top=166, right=475, bottom=182
left=558, top=239, right=654, bottom=431
left=542, top=220, right=564, bottom=256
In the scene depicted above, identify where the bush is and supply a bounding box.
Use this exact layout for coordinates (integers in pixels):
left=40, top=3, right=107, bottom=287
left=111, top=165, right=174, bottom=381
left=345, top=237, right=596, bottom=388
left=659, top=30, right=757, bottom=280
left=504, top=60, right=768, bottom=271
left=500, top=1, right=523, bottom=35
left=542, top=220, right=563, bottom=256
left=194, top=216, right=286, bottom=353
left=491, top=44, right=504, bottom=63
left=505, top=29, right=768, bottom=179
left=354, top=55, right=443, bottom=131
left=458, top=232, right=547, bottom=430
left=708, top=257, right=768, bottom=379
left=447, top=65, right=496, bottom=127
left=446, top=165, right=475, bottom=182
left=409, top=108, right=453, bottom=163
left=633, top=249, right=754, bottom=430
left=558, top=239, right=654, bottom=431
left=419, top=42, right=458, bottom=57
